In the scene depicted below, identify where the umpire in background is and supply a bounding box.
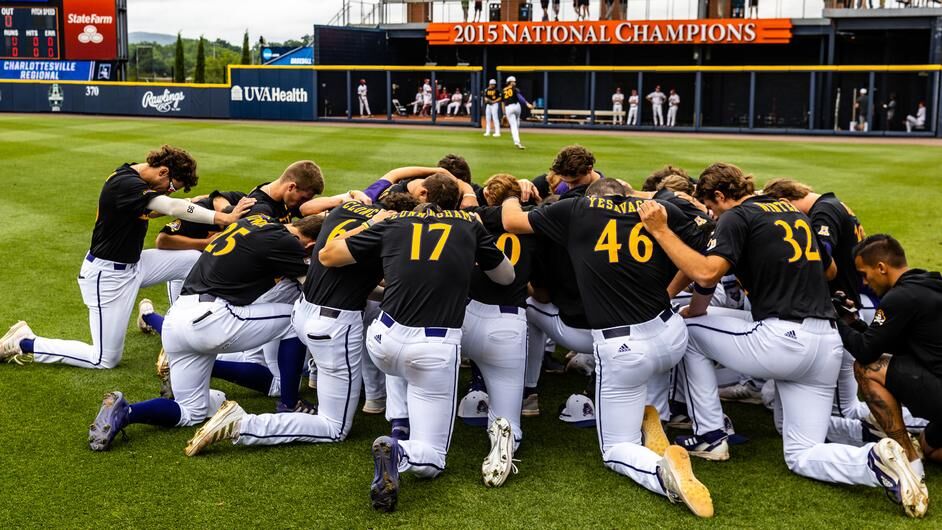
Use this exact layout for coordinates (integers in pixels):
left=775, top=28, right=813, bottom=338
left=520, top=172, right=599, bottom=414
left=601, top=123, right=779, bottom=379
left=837, top=234, right=942, bottom=466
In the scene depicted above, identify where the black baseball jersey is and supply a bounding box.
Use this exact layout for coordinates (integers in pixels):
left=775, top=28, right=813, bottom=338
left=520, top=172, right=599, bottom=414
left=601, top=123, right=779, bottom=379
left=810, top=192, right=866, bottom=305
left=529, top=196, right=702, bottom=329
left=653, top=188, right=714, bottom=250
left=346, top=209, right=506, bottom=328
left=89, top=163, right=160, bottom=264
left=182, top=215, right=309, bottom=306
left=469, top=206, right=537, bottom=308
left=303, top=201, right=384, bottom=311
left=247, top=183, right=301, bottom=224
left=501, top=85, right=523, bottom=104
left=377, top=178, right=417, bottom=203
left=157, top=191, right=246, bottom=241
left=484, top=86, right=501, bottom=104
left=707, top=196, right=837, bottom=321
left=838, top=269, right=942, bottom=373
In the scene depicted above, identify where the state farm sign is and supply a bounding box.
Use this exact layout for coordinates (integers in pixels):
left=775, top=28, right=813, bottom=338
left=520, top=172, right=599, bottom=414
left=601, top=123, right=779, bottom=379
left=427, top=19, right=792, bottom=46
left=63, top=0, right=117, bottom=60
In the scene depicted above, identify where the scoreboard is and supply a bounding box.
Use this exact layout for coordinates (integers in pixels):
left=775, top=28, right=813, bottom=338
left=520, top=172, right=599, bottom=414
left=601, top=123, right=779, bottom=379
left=1, top=6, right=60, bottom=60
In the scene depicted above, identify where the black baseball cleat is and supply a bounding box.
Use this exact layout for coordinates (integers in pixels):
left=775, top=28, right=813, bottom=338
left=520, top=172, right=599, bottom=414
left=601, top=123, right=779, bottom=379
left=370, top=435, right=401, bottom=512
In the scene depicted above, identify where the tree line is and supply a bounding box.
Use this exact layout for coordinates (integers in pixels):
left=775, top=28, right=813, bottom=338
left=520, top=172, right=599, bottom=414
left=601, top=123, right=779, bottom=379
left=129, top=32, right=310, bottom=84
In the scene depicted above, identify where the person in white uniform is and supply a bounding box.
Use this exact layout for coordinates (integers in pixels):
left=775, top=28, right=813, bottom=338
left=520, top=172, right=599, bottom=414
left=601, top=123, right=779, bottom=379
left=627, top=89, right=640, bottom=126
left=906, top=101, right=926, bottom=132
left=647, top=85, right=666, bottom=127
left=483, top=79, right=502, bottom=137
left=611, top=87, right=625, bottom=125
left=667, top=89, right=680, bottom=127
left=357, top=78, right=372, bottom=117
left=501, top=76, right=534, bottom=150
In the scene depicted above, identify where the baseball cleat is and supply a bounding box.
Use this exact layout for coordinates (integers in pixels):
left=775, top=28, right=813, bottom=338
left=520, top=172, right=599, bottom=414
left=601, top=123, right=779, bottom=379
left=565, top=352, right=595, bottom=376
left=88, top=391, right=130, bottom=451
left=307, top=358, right=317, bottom=389
left=137, top=298, right=156, bottom=334
left=184, top=400, right=245, bottom=457
left=155, top=348, right=172, bottom=399
left=718, top=380, right=763, bottom=405
left=276, top=399, right=317, bottom=415
left=659, top=445, right=714, bottom=518
left=515, top=143, right=526, bottom=150
left=482, top=417, right=517, bottom=487
left=483, top=132, right=491, bottom=136
left=0, top=321, right=35, bottom=362
left=868, top=438, right=929, bottom=518
left=543, top=352, right=565, bottom=374
left=643, top=405, right=670, bottom=456
left=521, top=393, right=540, bottom=417
left=676, top=431, right=730, bottom=461
left=493, top=133, right=501, bottom=137
left=370, top=436, right=401, bottom=512
left=362, top=398, right=386, bottom=415
left=667, top=412, right=693, bottom=430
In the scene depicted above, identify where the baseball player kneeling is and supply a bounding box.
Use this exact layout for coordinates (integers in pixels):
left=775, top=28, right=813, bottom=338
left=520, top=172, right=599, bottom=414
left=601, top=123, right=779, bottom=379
left=502, top=179, right=715, bottom=518
left=640, top=163, right=927, bottom=518
left=85, top=214, right=322, bottom=452
left=319, top=188, right=513, bottom=513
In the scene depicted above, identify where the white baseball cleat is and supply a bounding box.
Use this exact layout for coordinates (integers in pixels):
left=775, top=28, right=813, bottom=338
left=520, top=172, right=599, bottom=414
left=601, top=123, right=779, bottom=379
left=868, top=438, right=929, bottom=518
left=659, top=445, right=714, bottom=518
left=184, top=400, right=245, bottom=457
left=718, top=380, right=763, bottom=405
left=137, top=299, right=156, bottom=334
left=515, top=143, right=526, bottom=150
left=0, top=321, right=35, bottom=363
left=483, top=132, right=491, bottom=136
left=362, top=398, right=386, bottom=415
left=493, top=133, right=501, bottom=137
left=482, top=417, right=517, bottom=487
left=521, top=393, right=540, bottom=417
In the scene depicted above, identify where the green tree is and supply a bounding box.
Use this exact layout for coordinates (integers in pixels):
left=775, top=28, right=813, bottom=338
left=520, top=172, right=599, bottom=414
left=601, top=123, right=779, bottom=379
left=173, top=32, right=185, bottom=83
left=195, top=35, right=206, bottom=83
left=241, top=30, right=251, bottom=65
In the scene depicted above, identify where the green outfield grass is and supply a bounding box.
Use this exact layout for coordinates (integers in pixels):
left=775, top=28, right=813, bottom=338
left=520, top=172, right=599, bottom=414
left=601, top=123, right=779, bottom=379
left=0, top=114, right=941, bottom=528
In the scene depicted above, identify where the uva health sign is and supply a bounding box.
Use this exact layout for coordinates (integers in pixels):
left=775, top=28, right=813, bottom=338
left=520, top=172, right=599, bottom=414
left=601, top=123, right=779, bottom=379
left=427, top=19, right=792, bottom=46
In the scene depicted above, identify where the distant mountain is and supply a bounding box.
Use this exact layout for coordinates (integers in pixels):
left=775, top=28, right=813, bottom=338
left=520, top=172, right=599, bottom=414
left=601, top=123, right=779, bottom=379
left=129, top=32, right=177, bottom=45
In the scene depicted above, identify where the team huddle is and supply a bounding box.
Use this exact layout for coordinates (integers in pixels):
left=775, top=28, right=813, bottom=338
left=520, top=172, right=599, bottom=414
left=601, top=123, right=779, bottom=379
left=2, top=143, right=941, bottom=519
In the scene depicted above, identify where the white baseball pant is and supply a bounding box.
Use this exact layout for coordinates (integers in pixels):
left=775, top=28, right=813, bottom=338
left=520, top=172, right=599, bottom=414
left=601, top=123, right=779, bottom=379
left=359, top=95, right=371, bottom=116
left=505, top=102, right=523, bottom=145
left=612, top=103, right=623, bottom=124
left=230, top=299, right=364, bottom=446
left=627, top=106, right=638, bottom=125
left=667, top=106, right=678, bottom=127
left=461, top=300, right=526, bottom=449
left=161, top=294, right=295, bottom=426
left=595, top=311, right=688, bottom=496
left=652, top=104, right=663, bottom=126
left=485, top=103, right=501, bottom=135
left=31, top=249, right=200, bottom=369
left=366, top=313, right=461, bottom=479
left=678, top=307, right=880, bottom=486
left=525, top=298, right=593, bottom=388
left=362, top=299, right=387, bottom=403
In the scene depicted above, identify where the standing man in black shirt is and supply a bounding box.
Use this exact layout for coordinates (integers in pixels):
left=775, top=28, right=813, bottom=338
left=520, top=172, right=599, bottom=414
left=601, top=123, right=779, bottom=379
left=0, top=146, right=253, bottom=369
left=80, top=214, right=322, bottom=452
left=502, top=178, right=715, bottom=518
left=318, top=194, right=513, bottom=512
left=639, top=163, right=928, bottom=518
left=836, top=235, right=942, bottom=469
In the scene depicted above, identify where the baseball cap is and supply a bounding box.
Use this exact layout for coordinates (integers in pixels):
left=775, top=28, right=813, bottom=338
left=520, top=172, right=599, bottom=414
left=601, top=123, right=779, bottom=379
left=457, top=390, right=489, bottom=427
left=506, top=76, right=517, bottom=83
left=558, top=393, right=595, bottom=428
left=488, top=79, right=497, bottom=85
left=859, top=88, right=867, bottom=94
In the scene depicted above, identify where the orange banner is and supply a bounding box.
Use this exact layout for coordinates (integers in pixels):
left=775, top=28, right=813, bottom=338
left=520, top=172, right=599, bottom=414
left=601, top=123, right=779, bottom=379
left=427, top=19, right=792, bottom=46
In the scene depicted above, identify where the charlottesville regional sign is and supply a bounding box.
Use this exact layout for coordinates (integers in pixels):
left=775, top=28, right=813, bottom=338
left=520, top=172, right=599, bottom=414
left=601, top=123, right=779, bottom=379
left=427, top=19, right=792, bottom=46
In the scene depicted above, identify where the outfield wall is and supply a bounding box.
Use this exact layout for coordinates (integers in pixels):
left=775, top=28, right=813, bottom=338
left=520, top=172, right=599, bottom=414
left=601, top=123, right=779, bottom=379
left=0, top=64, right=938, bottom=137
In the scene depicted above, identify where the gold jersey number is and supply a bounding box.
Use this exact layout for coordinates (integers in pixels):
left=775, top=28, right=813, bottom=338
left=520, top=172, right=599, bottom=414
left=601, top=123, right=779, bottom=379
left=594, top=220, right=653, bottom=263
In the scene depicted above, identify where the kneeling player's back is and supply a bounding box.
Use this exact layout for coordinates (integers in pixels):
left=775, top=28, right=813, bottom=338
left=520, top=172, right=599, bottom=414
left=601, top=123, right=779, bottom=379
left=346, top=210, right=505, bottom=328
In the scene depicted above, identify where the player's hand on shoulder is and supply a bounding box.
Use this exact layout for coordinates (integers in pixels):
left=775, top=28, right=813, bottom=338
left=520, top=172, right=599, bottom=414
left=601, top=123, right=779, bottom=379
left=638, top=200, right=668, bottom=233
left=673, top=191, right=709, bottom=213
left=371, top=209, right=396, bottom=224
left=349, top=190, right=372, bottom=205
left=222, top=196, right=257, bottom=224
left=680, top=305, right=705, bottom=319
left=517, top=179, right=541, bottom=203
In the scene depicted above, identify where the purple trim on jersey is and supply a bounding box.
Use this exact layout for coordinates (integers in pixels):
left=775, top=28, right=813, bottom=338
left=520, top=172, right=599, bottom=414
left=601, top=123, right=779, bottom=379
left=551, top=171, right=606, bottom=196
left=364, top=179, right=393, bottom=202
left=516, top=92, right=530, bottom=106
